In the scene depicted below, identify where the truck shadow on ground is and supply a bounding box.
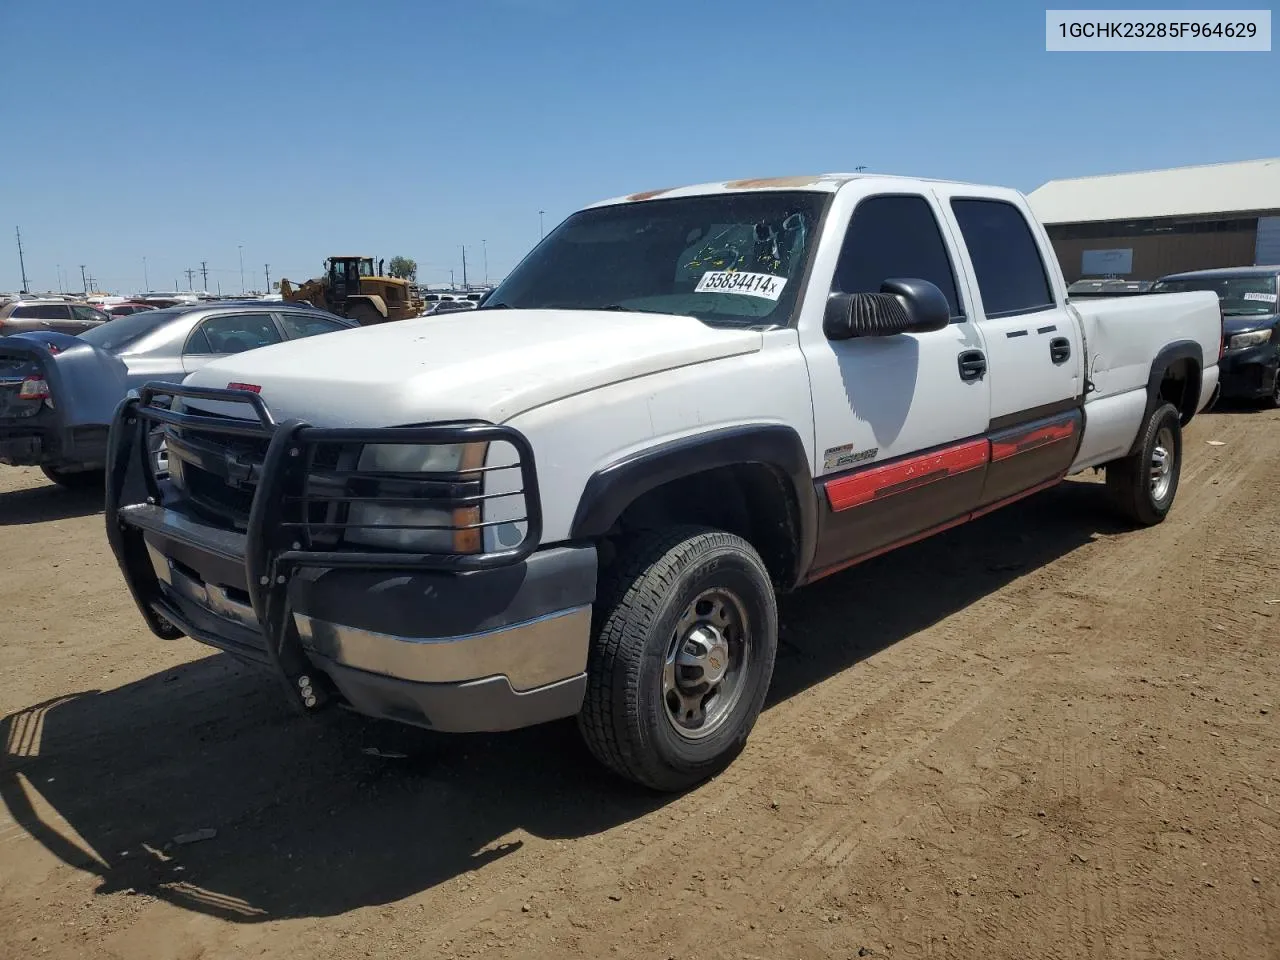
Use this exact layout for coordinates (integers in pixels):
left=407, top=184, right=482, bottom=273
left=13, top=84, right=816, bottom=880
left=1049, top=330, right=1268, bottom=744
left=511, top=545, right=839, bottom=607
left=0, top=479, right=103, bottom=525
left=0, top=477, right=1126, bottom=922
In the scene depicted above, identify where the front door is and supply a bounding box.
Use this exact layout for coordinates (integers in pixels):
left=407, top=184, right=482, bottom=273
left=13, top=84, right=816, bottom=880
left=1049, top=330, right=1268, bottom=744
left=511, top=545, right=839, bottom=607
left=800, top=192, right=992, bottom=577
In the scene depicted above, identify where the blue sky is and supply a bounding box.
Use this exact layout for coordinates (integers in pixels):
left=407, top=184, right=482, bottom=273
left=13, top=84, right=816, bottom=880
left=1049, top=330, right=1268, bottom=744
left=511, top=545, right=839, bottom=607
left=1, top=0, right=1276, bottom=293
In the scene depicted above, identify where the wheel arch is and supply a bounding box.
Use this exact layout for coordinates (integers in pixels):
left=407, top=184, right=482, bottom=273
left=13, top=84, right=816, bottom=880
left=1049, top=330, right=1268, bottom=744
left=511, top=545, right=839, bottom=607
left=345, top=294, right=388, bottom=319
left=569, top=424, right=818, bottom=591
left=1130, top=341, right=1202, bottom=454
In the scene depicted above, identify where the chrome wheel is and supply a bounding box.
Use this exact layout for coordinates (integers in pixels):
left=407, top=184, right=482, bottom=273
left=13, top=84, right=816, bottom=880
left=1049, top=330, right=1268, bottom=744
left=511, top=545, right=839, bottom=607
left=662, top=588, right=750, bottom=740
left=1150, top=426, right=1175, bottom=502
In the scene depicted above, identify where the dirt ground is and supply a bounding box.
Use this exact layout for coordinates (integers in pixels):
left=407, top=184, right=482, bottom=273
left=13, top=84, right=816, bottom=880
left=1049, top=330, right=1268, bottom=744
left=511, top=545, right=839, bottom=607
left=1, top=402, right=1278, bottom=960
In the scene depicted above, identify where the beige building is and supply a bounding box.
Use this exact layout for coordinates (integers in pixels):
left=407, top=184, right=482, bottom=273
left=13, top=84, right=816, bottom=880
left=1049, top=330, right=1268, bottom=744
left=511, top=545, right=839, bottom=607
left=1027, top=158, right=1280, bottom=283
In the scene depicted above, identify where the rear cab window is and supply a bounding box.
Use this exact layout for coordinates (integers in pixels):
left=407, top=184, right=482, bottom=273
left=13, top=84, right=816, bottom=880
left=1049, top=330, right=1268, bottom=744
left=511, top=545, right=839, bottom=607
left=950, top=198, right=1056, bottom=318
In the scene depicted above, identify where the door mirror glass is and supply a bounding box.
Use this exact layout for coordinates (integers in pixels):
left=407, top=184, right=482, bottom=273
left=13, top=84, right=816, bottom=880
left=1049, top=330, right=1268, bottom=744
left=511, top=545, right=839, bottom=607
left=824, top=278, right=951, bottom=341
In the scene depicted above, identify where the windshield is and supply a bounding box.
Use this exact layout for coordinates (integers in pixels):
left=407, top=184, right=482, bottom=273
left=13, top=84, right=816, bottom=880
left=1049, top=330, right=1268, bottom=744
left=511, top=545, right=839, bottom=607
left=1151, top=275, right=1278, bottom=315
left=78, top=308, right=182, bottom=351
left=485, top=191, right=829, bottom=328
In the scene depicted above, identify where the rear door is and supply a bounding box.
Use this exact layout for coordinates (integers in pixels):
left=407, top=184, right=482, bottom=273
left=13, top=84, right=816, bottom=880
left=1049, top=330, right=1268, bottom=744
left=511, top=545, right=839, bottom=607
left=181, top=312, right=284, bottom=375
left=941, top=191, right=1086, bottom=506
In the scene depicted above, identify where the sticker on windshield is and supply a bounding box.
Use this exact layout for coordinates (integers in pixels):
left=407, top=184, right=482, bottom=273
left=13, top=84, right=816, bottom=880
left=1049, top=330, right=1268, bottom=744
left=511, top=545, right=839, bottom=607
left=1242, top=291, right=1278, bottom=303
left=695, top=270, right=788, bottom=301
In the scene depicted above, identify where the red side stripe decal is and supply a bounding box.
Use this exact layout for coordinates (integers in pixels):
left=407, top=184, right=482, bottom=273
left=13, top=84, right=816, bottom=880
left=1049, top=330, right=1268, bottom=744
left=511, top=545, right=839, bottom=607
left=825, top=439, right=989, bottom=512
left=990, top=418, right=1078, bottom=463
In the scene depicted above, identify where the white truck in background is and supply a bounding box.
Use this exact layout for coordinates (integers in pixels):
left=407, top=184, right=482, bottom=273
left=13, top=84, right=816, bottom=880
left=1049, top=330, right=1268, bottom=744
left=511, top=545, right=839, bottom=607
left=105, top=172, right=1222, bottom=791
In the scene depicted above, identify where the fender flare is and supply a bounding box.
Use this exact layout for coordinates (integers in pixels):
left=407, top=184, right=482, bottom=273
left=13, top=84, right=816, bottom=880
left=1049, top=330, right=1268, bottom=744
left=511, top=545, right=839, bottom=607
left=569, top=423, right=819, bottom=585
left=346, top=294, right=388, bottom=318
left=1131, top=340, right=1202, bottom=452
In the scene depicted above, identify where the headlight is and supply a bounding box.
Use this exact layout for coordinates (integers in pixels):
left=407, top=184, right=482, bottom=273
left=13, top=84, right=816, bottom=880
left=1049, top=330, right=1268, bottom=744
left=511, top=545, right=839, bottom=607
left=356, top=441, right=484, bottom=474
left=1229, top=329, right=1272, bottom=350
left=342, top=441, right=487, bottom=553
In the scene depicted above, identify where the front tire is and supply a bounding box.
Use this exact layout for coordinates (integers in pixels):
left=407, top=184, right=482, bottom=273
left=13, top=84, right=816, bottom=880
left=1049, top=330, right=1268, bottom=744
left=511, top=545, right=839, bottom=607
left=1105, top=402, right=1182, bottom=526
left=578, top=527, right=778, bottom=792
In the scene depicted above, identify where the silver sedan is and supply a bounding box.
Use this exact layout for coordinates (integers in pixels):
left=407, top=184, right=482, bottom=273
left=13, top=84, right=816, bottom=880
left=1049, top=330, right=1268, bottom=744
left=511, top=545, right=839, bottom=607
left=0, top=301, right=356, bottom=487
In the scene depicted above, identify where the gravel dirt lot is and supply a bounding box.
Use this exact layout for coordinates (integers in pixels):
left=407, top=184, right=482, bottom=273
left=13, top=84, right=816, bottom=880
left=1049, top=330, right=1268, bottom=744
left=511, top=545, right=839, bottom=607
left=2, top=403, right=1278, bottom=960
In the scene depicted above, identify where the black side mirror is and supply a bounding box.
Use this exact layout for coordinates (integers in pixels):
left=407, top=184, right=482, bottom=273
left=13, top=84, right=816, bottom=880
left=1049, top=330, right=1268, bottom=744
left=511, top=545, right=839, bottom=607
left=824, top=277, right=951, bottom=341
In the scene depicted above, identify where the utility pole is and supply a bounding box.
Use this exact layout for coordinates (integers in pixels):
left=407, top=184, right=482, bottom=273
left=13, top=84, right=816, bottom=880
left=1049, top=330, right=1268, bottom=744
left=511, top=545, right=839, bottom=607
left=200, top=260, right=208, bottom=291
left=79, top=265, right=87, bottom=294
left=184, top=267, right=195, bottom=290
left=238, top=244, right=244, bottom=294
left=264, top=263, right=270, bottom=292
left=15, top=227, right=29, bottom=292
left=539, top=210, right=546, bottom=239
left=56, top=264, right=63, bottom=293
left=482, top=240, right=488, bottom=286
left=143, top=256, right=149, bottom=291
left=461, top=245, right=468, bottom=289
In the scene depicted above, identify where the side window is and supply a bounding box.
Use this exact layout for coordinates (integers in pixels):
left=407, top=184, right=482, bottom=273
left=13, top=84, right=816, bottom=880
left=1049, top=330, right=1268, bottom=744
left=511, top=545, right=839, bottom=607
left=950, top=199, right=1055, bottom=317
left=832, top=195, right=963, bottom=319
left=278, top=312, right=347, bottom=339
left=14, top=304, right=72, bottom=320
left=71, top=305, right=107, bottom=323
left=186, top=313, right=282, bottom=355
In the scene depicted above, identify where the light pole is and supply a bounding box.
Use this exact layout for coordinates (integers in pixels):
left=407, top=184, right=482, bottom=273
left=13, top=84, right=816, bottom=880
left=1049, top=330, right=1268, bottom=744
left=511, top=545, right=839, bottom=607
left=482, top=239, right=488, bottom=286
left=143, top=256, right=149, bottom=291
left=238, top=244, right=245, bottom=294
left=539, top=210, right=545, bottom=239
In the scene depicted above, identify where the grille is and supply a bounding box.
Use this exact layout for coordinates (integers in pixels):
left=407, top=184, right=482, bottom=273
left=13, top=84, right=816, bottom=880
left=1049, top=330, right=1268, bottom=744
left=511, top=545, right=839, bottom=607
left=133, top=382, right=542, bottom=570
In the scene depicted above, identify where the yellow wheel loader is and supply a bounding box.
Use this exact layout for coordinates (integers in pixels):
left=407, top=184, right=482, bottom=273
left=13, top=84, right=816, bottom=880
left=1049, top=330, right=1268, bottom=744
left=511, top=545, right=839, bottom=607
left=279, top=256, right=422, bottom=325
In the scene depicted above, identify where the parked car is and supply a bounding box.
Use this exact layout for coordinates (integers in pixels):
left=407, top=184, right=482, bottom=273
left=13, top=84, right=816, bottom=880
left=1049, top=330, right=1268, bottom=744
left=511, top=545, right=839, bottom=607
left=1151, top=266, right=1279, bottom=407
left=102, top=301, right=159, bottom=319
left=0, top=298, right=110, bottom=336
left=105, top=172, right=1221, bottom=791
left=420, top=299, right=478, bottom=316
left=0, top=301, right=357, bottom=488
left=1066, top=279, right=1153, bottom=298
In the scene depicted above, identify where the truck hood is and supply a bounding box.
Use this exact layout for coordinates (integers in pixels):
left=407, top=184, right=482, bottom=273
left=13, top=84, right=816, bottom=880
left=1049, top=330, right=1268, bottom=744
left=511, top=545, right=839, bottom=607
left=183, top=308, right=763, bottom=425
left=1222, top=313, right=1278, bottom=335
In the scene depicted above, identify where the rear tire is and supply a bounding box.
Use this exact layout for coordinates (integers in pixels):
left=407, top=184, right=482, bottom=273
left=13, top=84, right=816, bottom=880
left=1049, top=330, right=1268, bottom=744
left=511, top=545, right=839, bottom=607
left=578, top=526, right=778, bottom=792
left=1105, top=402, right=1182, bottom=526
left=41, top=465, right=105, bottom=491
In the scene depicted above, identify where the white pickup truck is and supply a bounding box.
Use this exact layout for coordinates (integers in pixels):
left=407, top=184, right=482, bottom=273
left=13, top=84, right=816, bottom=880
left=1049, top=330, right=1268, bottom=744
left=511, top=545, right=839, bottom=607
left=105, top=173, right=1222, bottom=791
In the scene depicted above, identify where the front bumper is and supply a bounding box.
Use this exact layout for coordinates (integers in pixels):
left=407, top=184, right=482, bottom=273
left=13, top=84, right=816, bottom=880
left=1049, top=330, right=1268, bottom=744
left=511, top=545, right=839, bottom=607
left=1217, top=343, right=1279, bottom=399
left=105, top=384, right=595, bottom=734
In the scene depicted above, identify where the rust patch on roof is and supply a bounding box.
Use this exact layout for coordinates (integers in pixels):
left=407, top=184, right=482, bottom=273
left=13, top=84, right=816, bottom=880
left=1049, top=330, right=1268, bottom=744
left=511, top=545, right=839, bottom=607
left=724, top=175, right=823, bottom=189
left=627, top=187, right=674, bottom=201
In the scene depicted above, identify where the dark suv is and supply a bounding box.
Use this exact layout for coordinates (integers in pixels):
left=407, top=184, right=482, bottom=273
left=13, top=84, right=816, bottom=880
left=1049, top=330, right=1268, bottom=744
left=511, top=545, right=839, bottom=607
left=1152, top=266, right=1280, bottom=407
